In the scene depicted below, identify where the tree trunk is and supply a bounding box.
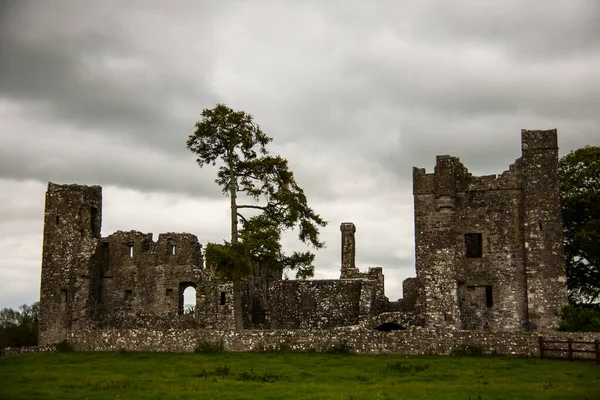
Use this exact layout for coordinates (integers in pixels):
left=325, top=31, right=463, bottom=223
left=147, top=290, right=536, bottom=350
left=229, top=155, right=244, bottom=329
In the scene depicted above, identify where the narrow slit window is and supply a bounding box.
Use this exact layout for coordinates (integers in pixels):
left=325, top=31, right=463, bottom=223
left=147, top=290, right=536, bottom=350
left=170, top=244, right=176, bottom=255
left=90, top=207, right=99, bottom=235
left=465, top=233, right=482, bottom=258
left=127, top=244, right=134, bottom=258
left=220, top=291, right=226, bottom=305
left=55, top=215, right=60, bottom=225
left=485, top=286, right=493, bottom=308
left=539, top=222, right=543, bottom=231
left=61, top=288, right=68, bottom=303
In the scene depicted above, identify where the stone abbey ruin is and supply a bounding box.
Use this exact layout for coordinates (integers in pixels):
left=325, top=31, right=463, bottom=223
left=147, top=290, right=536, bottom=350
left=38, top=129, right=575, bottom=353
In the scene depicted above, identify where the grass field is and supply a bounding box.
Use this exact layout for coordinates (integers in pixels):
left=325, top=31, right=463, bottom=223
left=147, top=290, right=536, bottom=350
left=0, top=351, right=599, bottom=399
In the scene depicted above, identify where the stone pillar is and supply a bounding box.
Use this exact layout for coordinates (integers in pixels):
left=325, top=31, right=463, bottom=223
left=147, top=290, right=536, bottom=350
left=340, top=222, right=359, bottom=278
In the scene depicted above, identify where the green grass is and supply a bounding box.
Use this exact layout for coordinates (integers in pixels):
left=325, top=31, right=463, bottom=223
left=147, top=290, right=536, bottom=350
left=1, top=352, right=599, bottom=399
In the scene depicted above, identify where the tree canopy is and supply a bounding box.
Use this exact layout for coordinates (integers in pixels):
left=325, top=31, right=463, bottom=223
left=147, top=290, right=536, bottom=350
left=559, top=145, right=600, bottom=304
left=186, top=104, right=327, bottom=328
left=0, top=302, right=39, bottom=348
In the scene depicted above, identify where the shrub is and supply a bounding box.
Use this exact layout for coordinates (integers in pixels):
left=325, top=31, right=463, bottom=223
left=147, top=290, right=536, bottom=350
left=194, top=340, right=224, bottom=353
left=324, top=342, right=352, bottom=354
left=558, top=304, right=600, bottom=332
left=214, top=364, right=230, bottom=377
left=55, top=340, right=74, bottom=353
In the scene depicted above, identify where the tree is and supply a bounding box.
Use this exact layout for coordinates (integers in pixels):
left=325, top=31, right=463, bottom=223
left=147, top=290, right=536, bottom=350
left=0, top=302, right=39, bottom=348
left=559, top=146, right=600, bottom=304
left=186, top=104, right=327, bottom=329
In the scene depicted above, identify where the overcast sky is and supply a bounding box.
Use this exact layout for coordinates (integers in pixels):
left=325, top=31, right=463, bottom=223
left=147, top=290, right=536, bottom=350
left=1, top=0, right=599, bottom=310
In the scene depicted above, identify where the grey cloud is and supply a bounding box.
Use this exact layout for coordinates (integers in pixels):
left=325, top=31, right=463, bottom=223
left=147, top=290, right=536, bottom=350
left=0, top=1, right=218, bottom=154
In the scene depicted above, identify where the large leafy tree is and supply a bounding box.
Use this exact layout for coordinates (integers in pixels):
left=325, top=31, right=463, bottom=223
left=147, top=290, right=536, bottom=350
left=187, top=104, right=327, bottom=328
left=559, top=146, right=600, bottom=304
left=0, top=302, right=39, bottom=348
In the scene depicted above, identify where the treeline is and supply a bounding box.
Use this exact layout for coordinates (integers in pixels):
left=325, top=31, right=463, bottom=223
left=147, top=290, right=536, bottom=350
left=0, top=302, right=39, bottom=348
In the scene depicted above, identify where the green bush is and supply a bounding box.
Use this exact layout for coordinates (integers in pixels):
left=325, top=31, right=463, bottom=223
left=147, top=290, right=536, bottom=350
left=324, top=342, right=352, bottom=354
left=55, top=340, right=74, bottom=353
left=194, top=340, right=224, bottom=353
left=558, top=304, right=600, bottom=332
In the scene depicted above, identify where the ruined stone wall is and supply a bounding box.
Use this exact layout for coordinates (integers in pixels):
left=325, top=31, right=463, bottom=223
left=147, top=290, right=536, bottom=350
left=39, top=183, right=238, bottom=345
left=267, top=280, right=363, bottom=329
left=411, top=129, right=567, bottom=332
left=67, top=328, right=599, bottom=359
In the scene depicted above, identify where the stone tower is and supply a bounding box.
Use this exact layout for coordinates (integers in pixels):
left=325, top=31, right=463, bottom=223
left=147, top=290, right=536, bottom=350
left=39, top=183, right=102, bottom=345
left=520, top=129, right=566, bottom=330
left=411, top=129, right=567, bottom=331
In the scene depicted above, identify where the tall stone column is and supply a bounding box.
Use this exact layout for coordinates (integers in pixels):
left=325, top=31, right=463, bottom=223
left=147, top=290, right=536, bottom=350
left=340, top=222, right=359, bottom=278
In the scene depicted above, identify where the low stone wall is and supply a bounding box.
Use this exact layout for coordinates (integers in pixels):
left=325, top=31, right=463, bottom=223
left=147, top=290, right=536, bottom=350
left=0, top=345, right=57, bottom=357
left=68, top=327, right=600, bottom=358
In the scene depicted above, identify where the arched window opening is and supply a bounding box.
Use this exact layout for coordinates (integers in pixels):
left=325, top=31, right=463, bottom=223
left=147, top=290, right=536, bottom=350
left=179, top=283, right=197, bottom=315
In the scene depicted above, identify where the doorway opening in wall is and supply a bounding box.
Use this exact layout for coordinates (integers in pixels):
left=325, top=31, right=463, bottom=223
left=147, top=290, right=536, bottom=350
left=179, top=282, right=196, bottom=315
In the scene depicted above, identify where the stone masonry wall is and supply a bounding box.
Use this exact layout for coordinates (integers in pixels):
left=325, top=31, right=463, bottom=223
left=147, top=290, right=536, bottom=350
left=411, top=129, right=567, bottom=332
left=68, top=328, right=599, bottom=359
left=267, top=280, right=362, bottom=329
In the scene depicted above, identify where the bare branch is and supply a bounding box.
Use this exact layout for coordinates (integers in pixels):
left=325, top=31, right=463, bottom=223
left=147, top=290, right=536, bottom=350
left=237, top=205, right=268, bottom=211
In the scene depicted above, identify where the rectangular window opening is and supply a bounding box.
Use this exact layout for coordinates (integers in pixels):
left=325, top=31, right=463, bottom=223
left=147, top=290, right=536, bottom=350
left=166, top=288, right=173, bottom=295
left=485, top=285, right=493, bottom=308
left=170, top=244, right=176, bottom=255
left=56, top=215, right=60, bottom=225
left=444, top=313, right=453, bottom=322
left=465, top=233, right=483, bottom=258
left=124, top=289, right=132, bottom=298
left=61, top=288, right=68, bottom=303
left=220, top=291, right=226, bottom=305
